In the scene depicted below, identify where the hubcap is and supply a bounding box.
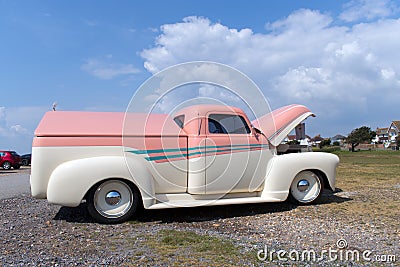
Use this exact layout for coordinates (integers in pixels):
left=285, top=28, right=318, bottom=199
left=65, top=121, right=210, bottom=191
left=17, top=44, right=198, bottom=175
left=94, top=180, right=133, bottom=219
left=105, top=191, right=121, bottom=206
left=290, top=171, right=322, bottom=203
left=297, top=179, right=310, bottom=192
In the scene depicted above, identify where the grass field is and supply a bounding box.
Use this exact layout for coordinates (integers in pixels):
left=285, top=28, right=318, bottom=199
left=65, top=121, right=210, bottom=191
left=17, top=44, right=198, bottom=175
left=140, top=150, right=400, bottom=266
left=323, top=150, right=400, bottom=228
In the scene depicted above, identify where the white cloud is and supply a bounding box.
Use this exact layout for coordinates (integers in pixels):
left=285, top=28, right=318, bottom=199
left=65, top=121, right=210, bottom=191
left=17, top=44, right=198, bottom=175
left=148, top=27, right=159, bottom=33
left=140, top=7, right=400, bottom=136
left=266, top=8, right=332, bottom=32
left=10, top=124, right=29, bottom=134
left=81, top=56, right=140, bottom=80
left=340, top=0, right=398, bottom=22
left=0, top=106, right=48, bottom=153
left=84, top=19, right=99, bottom=27
left=141, top=12, right=348, bottom=77
left=198, top=84, right=241, bottom=104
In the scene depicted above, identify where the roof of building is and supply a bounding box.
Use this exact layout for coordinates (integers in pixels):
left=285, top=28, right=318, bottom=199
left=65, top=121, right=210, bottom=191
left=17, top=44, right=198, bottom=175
left=311, top=134, right=324, bottom=142
left=376, top=128, right=389, bottom=135
left=390, top=121, right=400, bottom=130
left=332, top=134, right=346, bottom=140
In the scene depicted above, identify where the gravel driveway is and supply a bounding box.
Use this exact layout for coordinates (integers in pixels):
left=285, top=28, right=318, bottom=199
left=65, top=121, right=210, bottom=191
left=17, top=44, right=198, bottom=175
left=1, top=196, right=398, bottom=266
left=0, top=168, right=398, bottom=266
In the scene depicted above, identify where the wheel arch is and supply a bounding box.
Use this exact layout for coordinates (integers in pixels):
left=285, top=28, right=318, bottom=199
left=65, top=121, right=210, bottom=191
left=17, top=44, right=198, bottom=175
left=261, top=152, right=338, bottom=200
left=47, top=156, right=155, bottom=208
left=84, top=177, right=144, bottom=208
left=308, top=169, right=332, bottom=191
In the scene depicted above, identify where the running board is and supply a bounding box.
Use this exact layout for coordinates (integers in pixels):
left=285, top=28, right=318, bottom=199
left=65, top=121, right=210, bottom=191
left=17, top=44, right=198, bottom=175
left=147, top=194, right=282, bottom=209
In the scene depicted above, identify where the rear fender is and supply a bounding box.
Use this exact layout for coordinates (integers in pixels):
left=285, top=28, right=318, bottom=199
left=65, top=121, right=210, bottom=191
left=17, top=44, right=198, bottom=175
left=47, top=156, right=155, bottom=208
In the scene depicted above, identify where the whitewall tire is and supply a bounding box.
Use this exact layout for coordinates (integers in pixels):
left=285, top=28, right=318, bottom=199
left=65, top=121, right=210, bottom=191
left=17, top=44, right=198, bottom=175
left=87, top=179, right=139, bottom=224
left=289, top=171, right=324, bottom=204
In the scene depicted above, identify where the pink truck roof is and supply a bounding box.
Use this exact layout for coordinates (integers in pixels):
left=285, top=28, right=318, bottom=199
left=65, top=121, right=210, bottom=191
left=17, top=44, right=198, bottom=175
left=34, top=104, right=314, bottom=147
left=34, top=111, right=185, bottom=137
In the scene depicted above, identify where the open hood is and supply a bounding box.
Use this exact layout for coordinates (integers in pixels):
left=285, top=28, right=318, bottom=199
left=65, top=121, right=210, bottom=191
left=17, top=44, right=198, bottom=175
left=252, top=104, right=315, bottom=147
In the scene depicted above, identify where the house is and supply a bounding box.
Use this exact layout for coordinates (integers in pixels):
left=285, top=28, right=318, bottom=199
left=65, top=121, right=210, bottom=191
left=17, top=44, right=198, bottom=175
left=373, top=127, right=389, bottom=144
left=388, top=121, right=400, bottom=140
left=388, top=121, right=400, bottom=150
left=286, top=135, right=297, bottom=142
left=331, top=134, right=346, bottom=145
left=374, top=121, right=400, bottom=150
left=310, top=134, right=324, bottom=147
left=283, top=123, right=310, bottom=144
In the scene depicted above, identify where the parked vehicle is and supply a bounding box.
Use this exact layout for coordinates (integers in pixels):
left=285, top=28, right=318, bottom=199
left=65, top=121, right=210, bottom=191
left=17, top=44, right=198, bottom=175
left=0, top=150, right=21, bottom=170
left=31, top=104, right=339, bottom=223
left=21, top=154, right=31, bottom=166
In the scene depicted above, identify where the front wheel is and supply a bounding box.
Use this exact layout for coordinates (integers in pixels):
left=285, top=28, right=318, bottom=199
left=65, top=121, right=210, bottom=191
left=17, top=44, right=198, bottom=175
left=289, top=171, right=324, bottom=204
left=87, top=179, right=139, bottom=224
left=2, top=161, right=11, bottom=170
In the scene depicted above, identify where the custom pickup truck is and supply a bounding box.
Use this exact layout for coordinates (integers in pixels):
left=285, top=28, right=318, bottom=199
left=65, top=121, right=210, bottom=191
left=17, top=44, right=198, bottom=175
left=31, top=104, right=339, bottom=223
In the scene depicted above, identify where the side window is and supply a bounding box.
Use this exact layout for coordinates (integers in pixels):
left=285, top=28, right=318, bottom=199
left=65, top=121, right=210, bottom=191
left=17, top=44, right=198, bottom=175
left=208, top=114, right=251, bottom=134
left=173, top=115, right=185, bottom=129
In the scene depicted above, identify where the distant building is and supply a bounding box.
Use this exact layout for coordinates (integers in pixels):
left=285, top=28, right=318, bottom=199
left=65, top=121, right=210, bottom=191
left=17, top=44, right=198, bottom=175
left=331, top=134, right=346, bottom=145
left=388, top=121, right=400, bottom=150
left=371, top=121, right=399, bottom=150
left=373, top=127, right=389, bottom=144
left=388, top=121, right=400, bottom=140
left=310, top=134, right=324, bottom=147
left=286, top=135, right=297, bottom=142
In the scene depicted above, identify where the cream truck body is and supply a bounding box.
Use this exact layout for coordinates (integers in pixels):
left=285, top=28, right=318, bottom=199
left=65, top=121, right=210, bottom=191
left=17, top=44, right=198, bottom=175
left=31, top=104, right=339, bottom=223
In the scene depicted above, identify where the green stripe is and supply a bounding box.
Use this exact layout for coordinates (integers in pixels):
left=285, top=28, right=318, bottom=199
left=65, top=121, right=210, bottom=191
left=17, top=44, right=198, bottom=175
left=127, top=143, right=268, bottom=155
left=128, top=147, right=187, bottom=154
left=143, top=145, right=268, bottom=161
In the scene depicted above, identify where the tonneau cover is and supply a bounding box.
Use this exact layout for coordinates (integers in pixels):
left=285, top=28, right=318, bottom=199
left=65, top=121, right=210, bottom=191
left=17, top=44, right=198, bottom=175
left=35, top=111, right=185, bottom=137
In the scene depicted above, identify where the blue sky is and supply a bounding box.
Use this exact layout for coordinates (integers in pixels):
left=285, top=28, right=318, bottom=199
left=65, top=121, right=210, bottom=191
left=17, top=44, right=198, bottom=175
left=1, top=0, right=400, bottom=153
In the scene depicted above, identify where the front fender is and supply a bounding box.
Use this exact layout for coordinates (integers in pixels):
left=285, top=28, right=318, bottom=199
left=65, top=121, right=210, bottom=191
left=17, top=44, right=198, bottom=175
left=47, top=156, right=155, bottom=207
left=261, top=152, right=339, bottom=200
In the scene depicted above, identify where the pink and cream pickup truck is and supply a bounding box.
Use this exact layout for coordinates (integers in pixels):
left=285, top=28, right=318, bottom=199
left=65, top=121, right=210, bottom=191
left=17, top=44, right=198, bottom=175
left=31, top=104, right=339, bottom=223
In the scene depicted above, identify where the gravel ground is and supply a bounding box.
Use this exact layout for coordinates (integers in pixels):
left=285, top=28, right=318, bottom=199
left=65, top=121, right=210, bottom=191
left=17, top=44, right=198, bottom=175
left=0, top=170, right=398, bottom=266
left=1, top=193, right=398, bottom=266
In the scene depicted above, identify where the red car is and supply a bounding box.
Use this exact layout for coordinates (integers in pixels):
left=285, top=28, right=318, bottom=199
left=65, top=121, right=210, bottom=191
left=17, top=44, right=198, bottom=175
left=0, top=150, right=21, bottom=170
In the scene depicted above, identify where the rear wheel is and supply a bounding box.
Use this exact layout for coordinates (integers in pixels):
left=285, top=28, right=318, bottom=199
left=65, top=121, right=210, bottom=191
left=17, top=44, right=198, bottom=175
left=289, top=171, right=324, bottom=204
left=2, top=161, right=11, bottom=170
left=13, top=164, right=20, bottom=170
left=87, top=179, right=139, bottom=224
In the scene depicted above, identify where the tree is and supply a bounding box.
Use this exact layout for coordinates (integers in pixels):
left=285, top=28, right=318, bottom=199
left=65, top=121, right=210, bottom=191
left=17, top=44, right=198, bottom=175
left=333, top=141, right=340, bottom=146
left=396, top=135, right=400, bottom=149
left=319, top=138, right=331, bottom=148
left=346, top=126, right=376, bottom=152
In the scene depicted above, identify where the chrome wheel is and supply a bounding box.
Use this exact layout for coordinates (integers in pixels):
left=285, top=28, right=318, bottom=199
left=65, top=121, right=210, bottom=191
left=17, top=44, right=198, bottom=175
left=94, top=180, right=133, bottom=218
left=289, top=171, right=323, bottom=204
left=87, top=179, right=139, bottom=223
